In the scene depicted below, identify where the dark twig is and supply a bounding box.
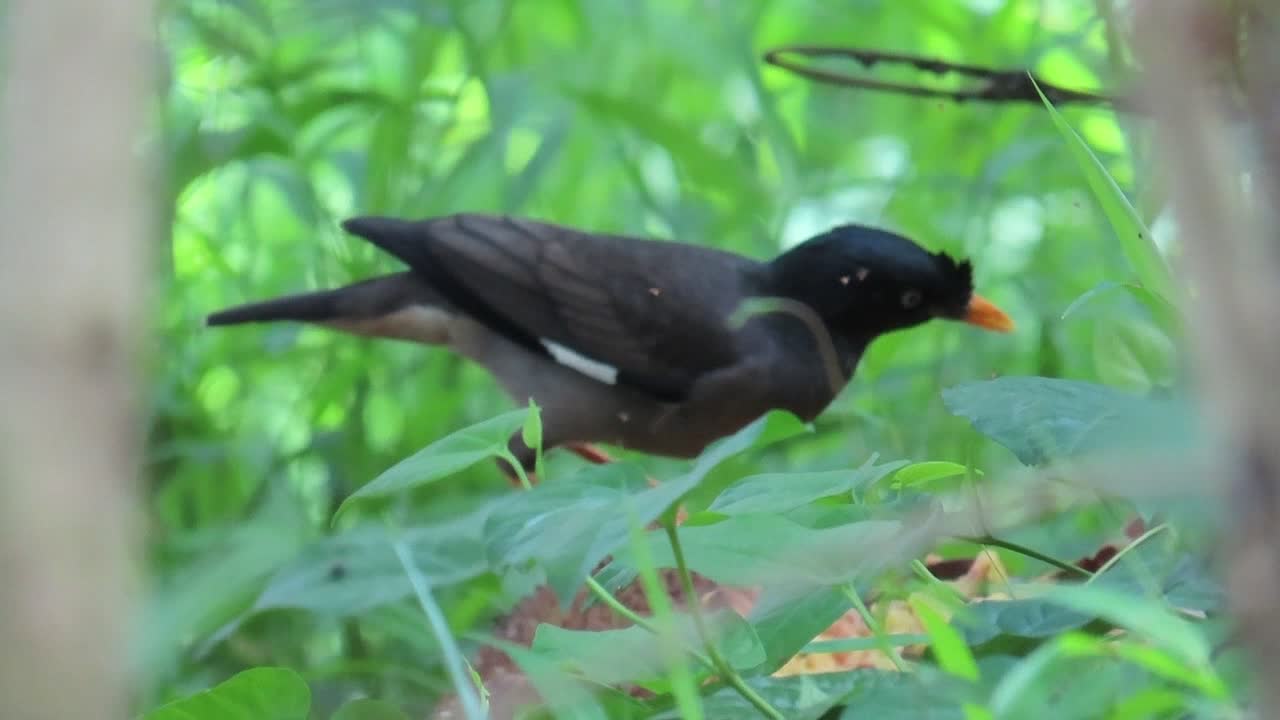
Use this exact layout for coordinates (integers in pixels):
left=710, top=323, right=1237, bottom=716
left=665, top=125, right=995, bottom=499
left=762, top=44, right=1143, bottom=113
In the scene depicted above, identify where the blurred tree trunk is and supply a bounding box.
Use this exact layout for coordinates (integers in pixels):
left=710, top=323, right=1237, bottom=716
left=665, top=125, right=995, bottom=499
left=1133, top=0, right=1280, bottom=714
left=0, top=3, right=153, bottom=719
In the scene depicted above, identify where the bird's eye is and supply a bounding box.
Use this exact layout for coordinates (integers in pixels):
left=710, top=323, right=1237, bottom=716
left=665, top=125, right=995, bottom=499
left=901, top=289, right=923, bottom=309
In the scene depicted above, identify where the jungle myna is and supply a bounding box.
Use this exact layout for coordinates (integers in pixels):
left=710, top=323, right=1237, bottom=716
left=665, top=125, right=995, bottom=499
left=207, top=214, right=1013, bottom=473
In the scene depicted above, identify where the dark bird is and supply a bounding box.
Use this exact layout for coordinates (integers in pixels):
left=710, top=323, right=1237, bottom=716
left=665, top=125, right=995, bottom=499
left=207, top=214, right=1013, bottom=476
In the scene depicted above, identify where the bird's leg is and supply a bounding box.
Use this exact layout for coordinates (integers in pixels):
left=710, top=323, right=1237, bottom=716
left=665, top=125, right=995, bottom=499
left=566, top=442, right=616, bottom=465
left=567, top=442, right=673, bottom=499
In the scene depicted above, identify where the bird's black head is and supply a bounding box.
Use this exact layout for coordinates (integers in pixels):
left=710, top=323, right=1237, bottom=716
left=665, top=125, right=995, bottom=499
left=765, top=224, right=1013, bottom=340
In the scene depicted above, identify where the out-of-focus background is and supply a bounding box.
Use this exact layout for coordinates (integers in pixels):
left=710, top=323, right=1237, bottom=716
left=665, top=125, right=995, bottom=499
left=160, top=0, right=1145, bottom=512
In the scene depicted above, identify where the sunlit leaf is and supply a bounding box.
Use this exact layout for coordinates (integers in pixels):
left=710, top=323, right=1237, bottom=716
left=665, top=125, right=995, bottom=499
left=891, top=461, right=977, bottom=491
left=911, top=596, right=981, bottom=681
left=336, top=408, right=529, bottom=517
left=142, top=667, right=310, bottom=720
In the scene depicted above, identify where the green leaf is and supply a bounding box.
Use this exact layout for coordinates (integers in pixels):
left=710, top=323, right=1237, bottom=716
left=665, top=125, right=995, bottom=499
left=248, top=517, right=489, bottom=618
left=330, top=698, right=411, bottom=720
left=891, top=461, right=977, bottom=491
left=624, top=514, right=903, bottom=587
left=1036, top=583, right=1212, bottom=668
left=942, top=376, right=1197, bottom=466
left=1033, top=79, right=1176, bottom=303
left=531, top=609, right=764, bottom=685
left=956, top=598, right=1092, bottom=646
left=336, top=408, right=528, bottom=517
left=483, top=461, right=646, bottom=601
left=522, top=398, right=544, bottom=478
left=709, top=456, right=908, bottom=515
left=748, top=585, right=852, bottom=672
left=141, top=667, right=310, bottom=720
left=483, top=412, right=807, bottom=603
left=910, top=597, right=980, bottom=681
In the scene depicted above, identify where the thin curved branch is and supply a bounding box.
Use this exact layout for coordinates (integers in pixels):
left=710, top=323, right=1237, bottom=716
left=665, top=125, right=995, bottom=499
left=762, top=44, right=1143, bottom=113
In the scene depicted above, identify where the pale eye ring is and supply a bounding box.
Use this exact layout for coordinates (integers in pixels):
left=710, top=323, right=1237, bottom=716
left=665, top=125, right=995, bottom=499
left=901, top=289, right=923, bottom=309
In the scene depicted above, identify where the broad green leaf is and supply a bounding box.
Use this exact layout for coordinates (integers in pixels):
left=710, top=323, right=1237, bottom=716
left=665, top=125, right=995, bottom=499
left=956, top=598, right=1092, bottom=646
left=1036, top=583, right=1212, bottom=668
left=625, top=514, right=903, bottom=587
left=988, top=633, right=1157, bottom=718
left=1034, top=80, right=1176, bottom=303
left=330, top=698, right=411, bottom=720
left=247, top=517, right=490, bottom=617
left=337, top=408, right=528, bottom=516
left=142, top=667, right=310, bottom=720
left=484, top=463, right=637, bottom=602
left=483, top=412, right=807, bottom=603
left=942, top=376, right=1197, bottom=466
left=748, top=585, right=852, bottom=672
left=531, top=609, right=764, bottom=685
left=709, top=457, right=908, bottom=515
left=911, top=597, right=980, bottom=681
left=891, top=461, right=976, bottom=490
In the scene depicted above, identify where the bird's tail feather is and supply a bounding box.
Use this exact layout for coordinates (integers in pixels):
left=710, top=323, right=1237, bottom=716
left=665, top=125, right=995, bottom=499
left=206, top=288, right=345, bottom=326
left=206, top=273, right=449, bottom=345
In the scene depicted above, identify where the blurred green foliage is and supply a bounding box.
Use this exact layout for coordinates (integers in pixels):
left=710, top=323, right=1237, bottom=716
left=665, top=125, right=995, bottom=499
left=145, top=1, right=1238, bottom=718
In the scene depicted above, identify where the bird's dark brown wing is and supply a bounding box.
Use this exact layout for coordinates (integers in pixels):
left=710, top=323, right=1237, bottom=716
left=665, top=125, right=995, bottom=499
left=344, top=214, right=762, bottom=402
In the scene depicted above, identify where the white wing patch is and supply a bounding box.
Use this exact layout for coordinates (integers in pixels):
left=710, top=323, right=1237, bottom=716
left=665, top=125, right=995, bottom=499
left=540, top=338, right=619, bottom=385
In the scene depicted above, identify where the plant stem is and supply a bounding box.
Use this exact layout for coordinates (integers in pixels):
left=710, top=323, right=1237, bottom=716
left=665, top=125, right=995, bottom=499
left=584, top=576, right=660, bottom=634
left=662, top=521, right=784, bottom=720
left=498, top=450, right=533, bottom=490
left=840, top=583, right=908, bottom=672
left=393, top=541, right=486, bottom=720
left=1087, top=523, right=1169, bottom=584
left=959, top=534, right=1093, bottom=579
left=583, top=575, right=714, bottom=668
left=628, top=517, right=705, bottom=720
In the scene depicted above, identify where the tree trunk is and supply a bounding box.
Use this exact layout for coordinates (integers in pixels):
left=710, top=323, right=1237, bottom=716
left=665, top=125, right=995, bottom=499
left=0, top=3, right=153, bottom=718
left=1133, top=1, right=1280, bottom=714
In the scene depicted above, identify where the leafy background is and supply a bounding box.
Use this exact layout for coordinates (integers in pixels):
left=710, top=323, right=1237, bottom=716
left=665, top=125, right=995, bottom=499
left=144, top=0, right=1238, bottom=718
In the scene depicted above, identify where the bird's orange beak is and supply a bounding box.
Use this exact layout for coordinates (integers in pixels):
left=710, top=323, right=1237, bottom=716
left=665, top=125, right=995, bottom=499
left=964, top=294, right=1015, bottom=332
